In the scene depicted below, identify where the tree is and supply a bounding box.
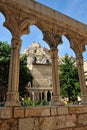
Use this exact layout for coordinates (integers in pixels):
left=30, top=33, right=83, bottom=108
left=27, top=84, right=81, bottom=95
left=59, top=54, right=80, bottom=103
left=19, top=54, right=33, bottom=97
left=0, top=41, right=33, bottom=99
left=0, top=41, right=10, bottom=87
left=0, top=41, right=10, bottom=103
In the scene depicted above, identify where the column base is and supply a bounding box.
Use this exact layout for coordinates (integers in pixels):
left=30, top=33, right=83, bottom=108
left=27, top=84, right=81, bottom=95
left=51, top=96, right=65, bottom=106
left=81, top=95, right=87, bottom=105
left=5, top=92, right=21, bottom=107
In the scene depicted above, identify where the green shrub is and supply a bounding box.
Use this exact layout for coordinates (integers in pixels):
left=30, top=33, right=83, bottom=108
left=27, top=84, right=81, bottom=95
left=21, top=97, right=49, bottom=106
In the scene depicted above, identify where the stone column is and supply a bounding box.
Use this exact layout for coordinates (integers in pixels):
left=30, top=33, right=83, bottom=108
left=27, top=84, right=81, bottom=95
left=50, top=91, right=53, bottom=100
left=50, top=48, right=64, bottom=105
left=5, top=36, right=22, bottom=106
left=43, top=31, right=64, bottom=105
left=32, top=91, right=35, bottom=101
left=44, top=91, right=47, bottom=101
left=76, top=53, right=87, bottom=104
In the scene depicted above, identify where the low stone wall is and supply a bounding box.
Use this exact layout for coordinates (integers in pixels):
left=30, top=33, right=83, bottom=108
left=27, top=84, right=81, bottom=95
left=0, top=105, right=87, bottom=130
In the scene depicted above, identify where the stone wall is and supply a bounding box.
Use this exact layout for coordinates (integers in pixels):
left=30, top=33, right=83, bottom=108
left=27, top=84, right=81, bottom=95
left=1, top=105, right=87, bottom=130
left=30, top=64, right=52, bottom=88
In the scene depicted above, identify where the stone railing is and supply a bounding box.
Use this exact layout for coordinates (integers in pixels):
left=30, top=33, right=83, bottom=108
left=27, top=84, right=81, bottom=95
left=0, top=105, right=87, bottom=130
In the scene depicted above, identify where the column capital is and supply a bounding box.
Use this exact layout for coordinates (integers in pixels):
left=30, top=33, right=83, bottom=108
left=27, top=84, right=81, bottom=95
left=50, top=48, right=58, bottom=52
left=11, top=36, right=22, bottom=50
left=43, top=31, right=62, bottom=48
left=49, top=48, right=58, bottom=59
left=69, top=32, right=86, bottom=55
left=76, top=53, right=83, bottom=66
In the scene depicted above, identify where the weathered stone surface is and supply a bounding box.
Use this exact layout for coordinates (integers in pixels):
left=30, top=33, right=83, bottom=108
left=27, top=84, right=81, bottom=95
left=58, top=115, right=76, bottom=129
left=25, top=106, right=50, bottom=117
left=39, top=116, right=57, bottom=130
left=29, top=63, right=52, bottom=89
left=58, top=128, right=73, bottom=130
left=57, top=106, right=68, bottom=115
left=69, top=105, right=87, bottom=114
left=39, top=114, right=76, bottom=130
left=65, top=115, right=77, bottom=128
left=14, top=107, right=24, bottom=118
left=0, top=119, right=18, bottom=130
left=0, top=107, right=12, bottom=119
left=74, top=126, right=87, bottom=130
left=78, top=114, right=87, bottom=126
left=50, top=106, right=57, bottom=116
left=0, top=106, right=87, bottom=129
left=19, top=118, right=39, bottom=130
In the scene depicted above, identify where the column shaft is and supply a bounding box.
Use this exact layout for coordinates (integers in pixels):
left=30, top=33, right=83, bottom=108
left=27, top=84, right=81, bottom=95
left=76, top=54, right=87, bottom=104
left=5, top=36, right=21, bottom=106
left=32, top=91, right=35, bottom=101
left=50, top=48, right=64, bottom=105
left=44, top=91, right=47, bottom=101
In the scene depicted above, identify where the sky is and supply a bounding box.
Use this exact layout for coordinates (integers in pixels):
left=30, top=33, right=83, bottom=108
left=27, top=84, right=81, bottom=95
left=0, top=0, right=87, bottom=60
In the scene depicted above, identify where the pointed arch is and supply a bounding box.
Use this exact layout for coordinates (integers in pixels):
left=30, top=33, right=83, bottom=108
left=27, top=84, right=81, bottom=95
left=21, top=24, right=50, bottom=52
left=58, top=35, right=76, bottom=57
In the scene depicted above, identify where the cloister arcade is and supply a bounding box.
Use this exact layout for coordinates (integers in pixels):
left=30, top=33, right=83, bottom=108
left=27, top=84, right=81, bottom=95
left=0, top=0, right=87, bottom=106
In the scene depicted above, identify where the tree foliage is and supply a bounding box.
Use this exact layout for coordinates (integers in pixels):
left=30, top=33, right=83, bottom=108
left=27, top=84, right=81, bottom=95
left=59, top=54, right=80, bottom=103
left=19, top=54, right=33, bottom=96
left=0, top=41, right=10, bottom=87
left=0, top=41, right=33, bottom=97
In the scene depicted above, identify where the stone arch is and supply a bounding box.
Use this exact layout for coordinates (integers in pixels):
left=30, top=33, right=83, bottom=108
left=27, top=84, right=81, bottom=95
left=58, top=35, right=76, bottom=57
left=0, top=5, right=14, bottom=37
left=31, top=24, right=51, bottom=49
left=35, top=21, right=59, bottom=48
left=0, top=12, right=12, bottom=43
left=0, top=6, right=13, bottom=39
left=21, top=24, right=50, bottom=48
left=0, top=5, right=8, bottom=22
left=65, top=32, right=86, bottom=55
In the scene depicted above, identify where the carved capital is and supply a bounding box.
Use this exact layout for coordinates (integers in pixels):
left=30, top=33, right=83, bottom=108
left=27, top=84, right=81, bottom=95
left=11, top=36, right=22, bottom=50
left=43, top=31, right=62, bottom=48
left=49, top=48, right=58, bottom=59
left=76, top=53, right=83, bottom=66
left=67, top=31, right=86, bottom=54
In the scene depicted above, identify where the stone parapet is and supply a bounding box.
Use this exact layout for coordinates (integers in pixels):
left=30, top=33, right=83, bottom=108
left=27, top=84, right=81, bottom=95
left=1, top=105, right=87, bottom=130
left=25, top=106, right=50, bottom=118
